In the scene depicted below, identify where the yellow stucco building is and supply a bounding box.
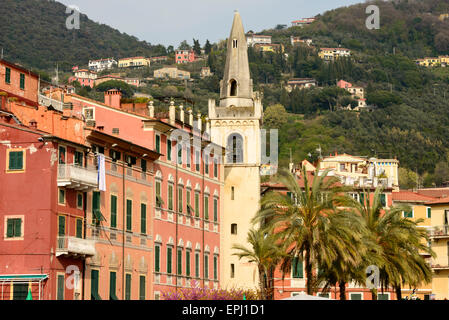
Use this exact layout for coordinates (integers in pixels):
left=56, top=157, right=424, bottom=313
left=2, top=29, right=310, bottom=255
left=118, top=57, right=151, bottom=68
left=425, top=198, right=449, bottom=299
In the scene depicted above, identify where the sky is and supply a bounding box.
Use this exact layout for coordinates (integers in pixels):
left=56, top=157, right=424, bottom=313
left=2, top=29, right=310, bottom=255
left=58, top=0, right=364, bottom=47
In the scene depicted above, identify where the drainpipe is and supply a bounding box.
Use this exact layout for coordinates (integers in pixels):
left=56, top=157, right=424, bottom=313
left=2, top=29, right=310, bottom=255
left=122, top=159, right=125, bottom=300
left=175, top=144, right=179, bottom=293
left=202, top=141, right=205, bottom=289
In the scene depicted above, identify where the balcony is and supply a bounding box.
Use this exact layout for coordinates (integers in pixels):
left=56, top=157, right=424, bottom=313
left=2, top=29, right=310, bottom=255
left=39, top=94, right=72, bottom=112
left=58, top=164, right=98, bottom=191
left=56, top=236, right=96, bottom=257
left=429, top=225, right=449, bottom=239
left=431, top=263, right=449, bottom=271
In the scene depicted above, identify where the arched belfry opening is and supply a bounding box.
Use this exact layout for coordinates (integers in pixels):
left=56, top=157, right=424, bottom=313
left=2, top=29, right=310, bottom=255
left=232, top=39, right=238, bottom=48
left=230, top=79, right=237, bottom=97
left=227, top=133, right=243, bottom=163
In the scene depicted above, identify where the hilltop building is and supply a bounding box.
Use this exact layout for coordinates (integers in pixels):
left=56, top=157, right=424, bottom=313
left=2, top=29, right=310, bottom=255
left=319, top=48, right=351, bottom=61
left=285, top=78, right=317, bottom=92
left=175, top=50, right=196, bottom=64
left=291, top=18, right=315, bottom=27
left=153, top=67, right=190, bottom=80
left=88, top=58, right=117, bottom=72
left=68, top=69, right=98, bottom=88
left=118, top=57, right=151, bottom=68
left=246, top=33, right=272, bottom=47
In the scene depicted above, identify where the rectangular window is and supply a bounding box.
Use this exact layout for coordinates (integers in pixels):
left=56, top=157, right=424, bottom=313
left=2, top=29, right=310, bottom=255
left=195, top=252, right=200, bottom=278
left=204, top=196, right=209, bottom=221
left=186, top=146, right=191, bottom=168
left=213, top=256, right=218, bottom=280
left=6, top=218, right=22, bottom=238
left=156, top=181, right=162, bottom=207
left=76, top=219, right=83, bottom=238
left=177, top=142, right=182, bottom=165
left=155, top=245, right=160, bottom=272
left=58, top=215, right=66, bottom=236
left=177, top=248, right=182, bottom=275
left=205, top=154, right=209, bottom=174
left=57, top=275, right=65, bottom=300
left=231, top=264, right=235, bottom=278
left=186, top=190, right=192, bottom=215
left=59, top=189, right=65, bottom=205
left=125, top=274, right=131, bottom=300
left=350, top=293, right=362, bottom=300
left=318, top=293, right=330, bottom=298
left=167, top=139, right=172, bottom=161
left=91, top=269, right=100, bottom=300
left=204, top=255, right=209, bottom=279
left=126, top=199, right=132, bottom=231
left=231, top=187, right=235, bottom=200
left=74, top=151, right=83, bottom=166
left=214, top=159, right=218, bottom=178
left=139, top=276, right=145, bottom=300
left=195, top=151, right=200, bottom=172
left=427, top=207, right=431, bottom=219
left=77, top=193, right=83, bottom=209
left=186, top=251, right=191, bottom=276
left=5, top=67, right=11, bottom=84
left=141, top=203, right=147, bottom=234
left=155, top=135, right=160, bottom=153
left=92, top=191, right=101, bottom=224
left=292, top=257, right=304, bottom=278
left=380, top=194, right=386, bottom=207
left=168, top=184, right=174, bottom=211
left=111, top=195, right=117, bottom=228
left=178, top=187, right=183, bottom=213
left=167, top=247, right=173, bottom=274
left=213, top=198, right=218, bottom=222
left=8, top=150, right=24, bottom=170
left=20, top=74, right=25, bottom=90
left=378, top=293, right=389, bottom=300
left=109, top=272, right=117, bottom=300
left=141, top=159, right=147, bottom=173
left=195, top=192, right=200, bottom=217
left=12, top=283, right=27, bottom=300
left=58, top=146, right=66, bottom=164
left=403, top=210, right=413, bottom=218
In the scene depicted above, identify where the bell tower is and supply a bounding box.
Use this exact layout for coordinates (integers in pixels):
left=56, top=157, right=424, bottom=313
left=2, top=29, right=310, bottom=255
left=208, top=11, right=263, bottom=290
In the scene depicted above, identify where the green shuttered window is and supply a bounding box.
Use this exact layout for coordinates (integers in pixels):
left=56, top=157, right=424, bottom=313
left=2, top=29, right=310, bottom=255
left=5, top=67, right=11, bottom=84
left=213, top=198, right=218, bottom=222
left=111, top=195, right=117, bottom=228
left=20, top=74, right=25, bottom=90
left=139, top=276, right=145, bottom=300
left=204, top=255, right=209, bottom=279
left=167, top=247, right=172, bottom=274
left=57, top=275, right=65, bottom=300
left=177, top=248, right=182, bottom=275
left=214, top=256, right=218, bottom=280
left=8, top=151, right=23, bottom=170
left=195, top=252, right=200, bottom=278
left=58, top=215, right=66, bottom=236
left=155, top=245, right=160, bottom=272
left=186, top=251, right=191, bottom=276
left=292, top=257, right=303, bottom=278
left=155, top=135, right=160, bottom=153
left=195, top=192, right=200, bottom=217
left=126, top=199, right=132, bottom=231
left=76, top=219, right=83, bottom=238
left=91, top=270, right=101, bottom=300
left=167, top=139, right=172, bottom=161
left=6, top=218, right=22, bottom=238
left=125, top=274, right=131, bottom=300
left=109, top=272, right=117, bottom=300
left=168, top=184, right=173, bottom=211
left=204, top=196, right=209, bottom=220
left=141, top=203, right=146, bottom=234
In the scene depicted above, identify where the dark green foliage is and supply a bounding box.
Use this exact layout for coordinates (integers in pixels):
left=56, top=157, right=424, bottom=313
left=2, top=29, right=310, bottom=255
left=0, top=0, right=166, bottom=71
left=95, top=80, right=134, bottom=98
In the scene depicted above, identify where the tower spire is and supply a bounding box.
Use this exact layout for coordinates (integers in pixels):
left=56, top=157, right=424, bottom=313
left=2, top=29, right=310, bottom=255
left=219, top=11, right=253, bottom=107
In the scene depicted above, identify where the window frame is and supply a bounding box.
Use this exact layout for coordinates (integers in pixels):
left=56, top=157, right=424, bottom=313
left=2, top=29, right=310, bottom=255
left=77, top=192, right=84, bottom=209
left=6, top=148, right=25, bottom=172
left=110, top=194, right=118, bottom=228
left=19, top=73, right=25, bottom=90
left=58, top=188, right=66, bottom=205
left=126, top=199, right=132, bottom=232
left=140, top=202, right=147, bottom=234
left=5, top=67, right=11, bottom=84
left=4, top=216, right=24, bottom=240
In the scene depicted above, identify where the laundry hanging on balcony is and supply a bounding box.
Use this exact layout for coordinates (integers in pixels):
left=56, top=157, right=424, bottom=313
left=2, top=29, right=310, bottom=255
left=97, top=154, right=106, bottom=191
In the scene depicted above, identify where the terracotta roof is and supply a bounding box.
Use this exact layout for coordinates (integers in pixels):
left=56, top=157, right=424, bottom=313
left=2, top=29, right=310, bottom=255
left=417, top=188, right=449, bottom=198
left=392, top=190, right=437, bottom=202
left=424, top=197, right=449, bottom=205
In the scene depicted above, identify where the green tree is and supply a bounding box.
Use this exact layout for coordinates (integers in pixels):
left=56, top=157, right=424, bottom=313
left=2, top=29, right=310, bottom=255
left=254, top=168, right=360, bottom=295
left=193, top=39, right=201, bottom=55
left=232, top=228, right=282, bottom=300
left=178, top=40, right=191, bottom=50
left=204, top=40, right=212, bottom=55
left=263, top=104, right=289, bottom=129
left=95, top=80, right=134, bottom=98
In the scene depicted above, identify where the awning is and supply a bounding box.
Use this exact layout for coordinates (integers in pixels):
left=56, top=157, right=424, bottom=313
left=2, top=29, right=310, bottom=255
left=0, top=274, right=48, bottom=282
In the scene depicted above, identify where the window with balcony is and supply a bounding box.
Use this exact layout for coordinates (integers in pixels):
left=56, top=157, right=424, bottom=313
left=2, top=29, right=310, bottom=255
left=58, top=215, right=66, bottom=236
left=74, top=151, right=84, bottom=167
left=58, top=146, right=66, bottom=164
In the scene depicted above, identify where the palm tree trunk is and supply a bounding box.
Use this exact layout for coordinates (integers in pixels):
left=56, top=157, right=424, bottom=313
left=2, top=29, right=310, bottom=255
left=258, top=267, right=266, bottom=300
left=395, top=285, right=402, bottom=300
left=339, top=282, right=347, bottom=300
left=305, top=246, right=313, bottom=295
left=371, top=288, right=377, bottom=300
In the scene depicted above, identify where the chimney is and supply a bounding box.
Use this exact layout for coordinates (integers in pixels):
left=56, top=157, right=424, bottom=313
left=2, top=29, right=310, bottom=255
left=169, top=100, right=175, bottom=125
left=188, top=109, right=193, bottom=126
left=148, top=100, right=154, bottom=118
left=179, top=104, right=184, bottom=123
left=104, top=89, right=122, bottom=108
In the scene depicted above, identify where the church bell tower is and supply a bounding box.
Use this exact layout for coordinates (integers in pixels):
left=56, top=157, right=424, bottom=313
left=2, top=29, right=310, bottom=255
left=208, top=10, right=263, bottom=290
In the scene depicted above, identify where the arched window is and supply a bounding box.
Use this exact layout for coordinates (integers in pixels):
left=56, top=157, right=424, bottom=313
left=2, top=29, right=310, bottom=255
left=226, top=133, right=243, bottom=164
left=230, top=79, right=237, bottom=96
left=232, top=39, right=238, bottom=48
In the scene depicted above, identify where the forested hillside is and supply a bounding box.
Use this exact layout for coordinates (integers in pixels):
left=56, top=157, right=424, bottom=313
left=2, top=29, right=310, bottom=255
left=0, top=0, right=166, bottom=71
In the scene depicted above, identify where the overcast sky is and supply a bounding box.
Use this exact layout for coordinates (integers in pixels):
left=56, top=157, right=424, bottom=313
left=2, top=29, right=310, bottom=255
left=58, top=0, right=364, bottom=47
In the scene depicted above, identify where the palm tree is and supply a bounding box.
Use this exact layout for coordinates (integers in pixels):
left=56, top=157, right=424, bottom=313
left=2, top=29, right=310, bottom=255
left=232, top=228, right=282, bottom=300
left=350, top=188, right=434, bottom=300
left=254, top=167, right=362, bottom=295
